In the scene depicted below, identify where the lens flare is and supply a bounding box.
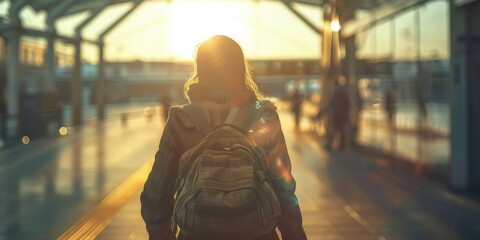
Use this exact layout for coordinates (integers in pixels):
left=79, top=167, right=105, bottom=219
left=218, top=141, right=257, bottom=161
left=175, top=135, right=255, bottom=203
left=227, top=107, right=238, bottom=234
left=21, top=136, right=30, bottom=144
left=59, top=127, right=68, bottom=136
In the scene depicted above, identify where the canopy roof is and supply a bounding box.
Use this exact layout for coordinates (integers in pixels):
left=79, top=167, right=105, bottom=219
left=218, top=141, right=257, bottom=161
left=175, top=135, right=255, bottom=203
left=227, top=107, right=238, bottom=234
left=0, top=0, right=421, bottom=42
left=23, top=0, right=396, bottom=19
left=29, top=0, right=134, bottom=17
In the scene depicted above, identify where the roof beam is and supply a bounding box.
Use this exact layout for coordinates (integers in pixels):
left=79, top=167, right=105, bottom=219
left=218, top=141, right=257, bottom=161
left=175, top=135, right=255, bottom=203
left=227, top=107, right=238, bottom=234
left=98, top=0, right=144, bottom=42
left=291, top=0, right=323, bottom=7
left=281, top=0, right=323, bottom=36
left=12, top=27, right=97, bottom=47
left=0, top=0, right=29, bottom=36
left=9, top=0, right=30, bottom=23
left=46, top=0, right=77, bottom=32
left=75, top=0, right=116, bottom=38
left=62, top=0, right=133, bottom=17
left=29, top=0, right=62, bottom=12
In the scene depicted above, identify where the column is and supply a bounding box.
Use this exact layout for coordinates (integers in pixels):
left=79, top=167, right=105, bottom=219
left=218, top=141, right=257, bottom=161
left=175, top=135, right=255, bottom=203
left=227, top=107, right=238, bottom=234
left=44, top=32, right=56, bottom=92
left=72, top=39, right=82, bottom=126
left=450, top=1, right=470, bottom=190
left=5, top=30, right=21, bottom=139
left=97, top=41, right=105, bottom=120
left=345, top=36, right=359, bottom=142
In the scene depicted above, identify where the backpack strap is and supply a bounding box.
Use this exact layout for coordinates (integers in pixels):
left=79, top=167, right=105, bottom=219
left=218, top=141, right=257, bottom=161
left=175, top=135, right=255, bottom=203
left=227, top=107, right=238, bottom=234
left=182, top=103, right=210, bottom=135
left=238, top=100, right=277, bottom=131
left=181, top=100, right=277, bottom=134
left=224, top=107, right=240, bottom=124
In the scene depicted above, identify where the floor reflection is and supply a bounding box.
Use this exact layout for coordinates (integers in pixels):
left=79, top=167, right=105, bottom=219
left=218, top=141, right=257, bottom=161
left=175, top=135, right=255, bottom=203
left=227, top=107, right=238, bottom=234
left=96, top=124, right=106, bottom=195
left=0, top=114, right=163, bottom=239
left=72, top=131, right=83, bottom=197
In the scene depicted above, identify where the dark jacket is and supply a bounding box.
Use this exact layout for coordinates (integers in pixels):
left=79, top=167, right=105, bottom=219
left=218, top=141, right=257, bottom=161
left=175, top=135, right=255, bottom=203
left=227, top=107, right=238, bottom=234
left=140, top=91, right=307, bottom=240
left=329, top=86, right=350, bottom=128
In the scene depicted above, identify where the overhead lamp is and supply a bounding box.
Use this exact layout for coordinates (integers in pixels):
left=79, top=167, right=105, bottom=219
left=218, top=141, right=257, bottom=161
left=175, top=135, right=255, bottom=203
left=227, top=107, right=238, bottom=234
left=331, top=19, right=341, bottom=32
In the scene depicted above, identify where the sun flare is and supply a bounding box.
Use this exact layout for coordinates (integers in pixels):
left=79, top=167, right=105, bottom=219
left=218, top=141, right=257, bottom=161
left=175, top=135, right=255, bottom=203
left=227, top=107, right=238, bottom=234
left=165, top=1, right=252, bottom=60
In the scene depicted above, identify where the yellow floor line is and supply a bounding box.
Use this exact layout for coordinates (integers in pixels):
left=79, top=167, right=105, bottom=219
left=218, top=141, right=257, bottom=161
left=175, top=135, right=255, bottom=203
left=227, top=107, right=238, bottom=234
left=57, top=160, right=154, bottom=240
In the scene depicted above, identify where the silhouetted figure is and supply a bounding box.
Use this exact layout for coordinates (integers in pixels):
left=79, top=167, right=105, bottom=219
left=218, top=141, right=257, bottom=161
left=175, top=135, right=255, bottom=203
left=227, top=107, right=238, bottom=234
left=290, top=81, right=304, bottom=129
left=385, top=90, right=397, bottom=150
left=326, top=76, right=350, bottom=150
left=416, top=73, right=428, bottom=121
left=159, top=92, right=172, bottom=122
left=385, top=90, right=396, bottom=125
left=140, top=35, right=307, bottom=240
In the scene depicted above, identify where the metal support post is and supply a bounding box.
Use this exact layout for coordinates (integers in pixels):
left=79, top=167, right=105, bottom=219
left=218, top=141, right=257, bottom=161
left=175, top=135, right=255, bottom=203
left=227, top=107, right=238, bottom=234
left=319, top=2, right=336, bottom=112
left=95, top=0, right=144, bottom=120
left=72, top=0, right=114, bottom=126
left=466, top=3, right=480, bottom=189
left=450, top=3, right=469, bottom=190
left=5, top=30, right=21, bottom=139
left=44, top=32, right=56, bottom=92
left=97, top=41, right=105, bottom=120
left=345, top=36, right=359, bottom=143
left=450, top=1, right=480, bottom=190
left=5, top=0, right=29, bottom=139
left=72, top=38, right=82, bottom=126
left=45, top=0, right=76, bottom=92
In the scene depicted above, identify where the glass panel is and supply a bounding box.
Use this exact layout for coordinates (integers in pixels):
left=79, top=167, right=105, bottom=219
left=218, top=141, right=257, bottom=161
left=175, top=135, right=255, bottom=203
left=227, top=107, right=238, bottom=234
left=353, top=3, right=451, bottom=176
left=418, top=0, right=451, bottom=173
left=391, top=9, right=420, bottom=161
left=356, top=27, right=378, bottom=148
left=20, top=37, right=46, bottom=67
left=373, top=20, right=393, bottom=152
left=376, top=20, right=392, bottom=60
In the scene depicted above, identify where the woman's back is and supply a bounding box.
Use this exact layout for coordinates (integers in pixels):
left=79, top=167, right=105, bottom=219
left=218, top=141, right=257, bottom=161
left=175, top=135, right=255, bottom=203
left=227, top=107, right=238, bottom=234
left=140, top=35, right=306, bottom=240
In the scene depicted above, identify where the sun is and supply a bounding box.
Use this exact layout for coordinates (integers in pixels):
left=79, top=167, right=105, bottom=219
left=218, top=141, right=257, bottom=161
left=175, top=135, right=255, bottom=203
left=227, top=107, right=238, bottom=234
left=165, top=1, right=252, bottom=60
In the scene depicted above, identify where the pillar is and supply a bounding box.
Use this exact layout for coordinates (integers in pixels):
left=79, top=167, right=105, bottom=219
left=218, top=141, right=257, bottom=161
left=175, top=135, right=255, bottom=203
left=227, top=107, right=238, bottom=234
left=450, top=1, right=480, bottom=190
left=72, top=39, right=82, bottom=126
left=44, top=32, right=56, bottom=92
left=345, top=36, right=359, bottom=142
left=5, top=30, right=21, bottom=138
left=97, top=41, right=105, bottom=120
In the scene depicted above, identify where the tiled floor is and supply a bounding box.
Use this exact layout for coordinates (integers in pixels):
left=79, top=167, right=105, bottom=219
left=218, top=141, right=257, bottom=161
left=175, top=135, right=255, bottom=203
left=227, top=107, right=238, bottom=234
left=1, top=107, right=479, bottom=240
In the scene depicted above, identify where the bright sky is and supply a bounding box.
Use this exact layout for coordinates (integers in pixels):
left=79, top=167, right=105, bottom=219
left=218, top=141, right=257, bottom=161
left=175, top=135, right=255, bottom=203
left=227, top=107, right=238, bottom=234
left=1, top=0, right=323, bottom=62
left=0, top=0, right=449, bottom=62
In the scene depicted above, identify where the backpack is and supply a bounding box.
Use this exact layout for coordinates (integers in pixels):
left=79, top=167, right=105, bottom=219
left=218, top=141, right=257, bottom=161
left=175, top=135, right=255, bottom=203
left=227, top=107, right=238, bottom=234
left=172, top=101, right=281, bottom=240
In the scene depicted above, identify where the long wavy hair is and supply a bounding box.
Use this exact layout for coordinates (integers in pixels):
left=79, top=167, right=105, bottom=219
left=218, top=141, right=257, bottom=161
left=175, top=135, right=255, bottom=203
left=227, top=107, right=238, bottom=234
left=183, top=35, right=264, bottom=102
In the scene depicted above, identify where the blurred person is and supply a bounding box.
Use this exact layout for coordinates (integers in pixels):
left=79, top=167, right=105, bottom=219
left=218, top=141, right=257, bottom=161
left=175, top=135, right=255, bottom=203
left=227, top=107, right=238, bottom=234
left=326, top=76, right=350, bottom=150
left=290, top=81, right=304, bottom=130
left=140, top=35, right=306, bottom=240
left=159, top=91, right=172, bottom=122
left=416, top=74, right=428, bottom=121
left=385, top=90, right=397, bottom=150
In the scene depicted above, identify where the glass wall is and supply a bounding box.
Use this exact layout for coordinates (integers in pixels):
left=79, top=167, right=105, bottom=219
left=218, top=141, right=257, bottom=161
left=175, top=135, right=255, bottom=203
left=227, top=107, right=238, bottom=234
left=355, top=0, right=450, bottom=175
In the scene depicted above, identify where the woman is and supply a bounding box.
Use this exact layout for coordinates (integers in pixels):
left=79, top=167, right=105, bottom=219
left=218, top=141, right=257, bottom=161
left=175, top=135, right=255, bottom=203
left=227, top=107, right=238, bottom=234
left=141, top=35, right=307, bottom=240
